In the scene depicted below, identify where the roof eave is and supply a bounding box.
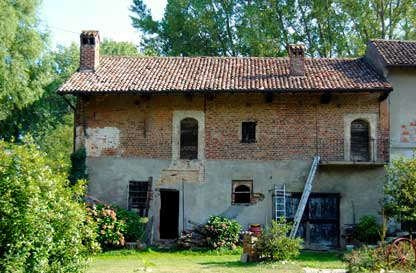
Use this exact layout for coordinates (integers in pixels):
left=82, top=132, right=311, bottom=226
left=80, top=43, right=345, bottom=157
left=57, top=87, right=393, bottom=96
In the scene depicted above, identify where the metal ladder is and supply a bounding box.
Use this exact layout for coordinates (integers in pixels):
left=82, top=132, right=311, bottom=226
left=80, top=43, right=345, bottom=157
left=289, top=156, right=320, bottom=239
left=274, top=184, right=286, bottom=220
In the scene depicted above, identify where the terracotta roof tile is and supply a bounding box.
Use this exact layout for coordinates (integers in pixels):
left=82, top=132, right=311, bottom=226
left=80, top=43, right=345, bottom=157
left=370, top=39, right=416, bottom=67
left=58, top=56, right=392, bottom=94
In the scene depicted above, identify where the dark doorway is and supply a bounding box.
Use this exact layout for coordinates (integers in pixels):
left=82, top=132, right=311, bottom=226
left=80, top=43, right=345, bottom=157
left=351, top=119, right=370, bottom=161
left=286, top=193, right=340, bottom=250
left=159, top=190, right=179, bottom=239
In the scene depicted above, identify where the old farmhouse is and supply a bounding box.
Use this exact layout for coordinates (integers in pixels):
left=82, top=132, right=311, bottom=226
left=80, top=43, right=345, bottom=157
left=59, top=30, right=405, bottom=249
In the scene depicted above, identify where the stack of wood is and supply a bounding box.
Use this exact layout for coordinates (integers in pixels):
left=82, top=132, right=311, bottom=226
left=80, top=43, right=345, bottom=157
left=176, top=227, right=208, bottom=249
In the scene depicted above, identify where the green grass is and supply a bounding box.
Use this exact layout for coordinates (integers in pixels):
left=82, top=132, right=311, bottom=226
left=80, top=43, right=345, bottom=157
left=86, top=248, right=346, bottom=273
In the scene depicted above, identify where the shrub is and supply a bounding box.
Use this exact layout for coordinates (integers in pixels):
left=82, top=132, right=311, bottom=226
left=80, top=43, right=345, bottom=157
left=87, top=204, right=127, bottom=250
left=69, top=148, right=88, bottom=186
left=355, top=216, right=381, bottom=245
left=344, top=246, right=387, bottom=272
left=204, top=216, right=242, bottom=249
left=113, top=207, right=148, bottom=242
left=254, top=218, right=303, bottom=261
left=0, top=140, right=99, bottom=273
left=385, top=156, right=416, bottom=237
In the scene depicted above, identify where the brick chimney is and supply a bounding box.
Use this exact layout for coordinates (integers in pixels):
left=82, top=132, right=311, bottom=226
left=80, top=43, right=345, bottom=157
left=288, top=44, right=305, bottom=77
left=80, top=30, right=100, bottom=71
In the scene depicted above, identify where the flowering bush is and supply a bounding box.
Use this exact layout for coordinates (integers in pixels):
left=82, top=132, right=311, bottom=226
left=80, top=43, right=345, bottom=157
left=87, top=204, right=127, bottom=250
left=204, top=216, right=242, bottom=249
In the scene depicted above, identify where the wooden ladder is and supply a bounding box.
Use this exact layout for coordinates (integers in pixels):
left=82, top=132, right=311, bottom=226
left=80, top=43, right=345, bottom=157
left=289, top=156, right=320, bottom=239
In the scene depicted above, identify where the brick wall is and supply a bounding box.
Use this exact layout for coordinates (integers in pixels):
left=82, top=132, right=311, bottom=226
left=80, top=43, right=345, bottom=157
left=75, top=92, right=388, bottom=161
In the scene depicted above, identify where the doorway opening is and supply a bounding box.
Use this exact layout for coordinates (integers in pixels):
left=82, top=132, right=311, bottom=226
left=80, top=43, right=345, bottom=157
left=159, top=190, right=179, bottom=239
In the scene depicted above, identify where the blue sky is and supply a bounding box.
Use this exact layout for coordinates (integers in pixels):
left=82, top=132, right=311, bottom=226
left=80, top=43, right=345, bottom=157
left=40, top=0, right=167, bottom=48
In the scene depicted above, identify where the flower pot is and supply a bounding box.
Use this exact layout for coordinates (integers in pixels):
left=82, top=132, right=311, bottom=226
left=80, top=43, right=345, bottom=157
left=249, top=224, right=262, bottom=236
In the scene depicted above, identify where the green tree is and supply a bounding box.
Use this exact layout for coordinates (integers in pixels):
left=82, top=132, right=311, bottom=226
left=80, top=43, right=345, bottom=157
left=339, top=0, right=416, bottom=55
left=0, top=140, right=99, bottom=273
left=100, top=38, right=140, bottom=56
left=131, top=0, right=240, bottom=56
left=130, top=0, right=416, bottom=57
left=0, top=43, right=79, bottom=170
left=0, top=0, right=49, bottom=120
left=384, top=156, right=416, bottom=239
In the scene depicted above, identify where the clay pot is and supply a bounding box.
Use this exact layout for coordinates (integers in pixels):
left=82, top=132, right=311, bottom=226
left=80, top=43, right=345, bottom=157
left=249, top=224, right=262, bottom=236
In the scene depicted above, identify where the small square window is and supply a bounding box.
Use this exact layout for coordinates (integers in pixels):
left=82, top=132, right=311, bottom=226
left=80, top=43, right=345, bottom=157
left=242, top=122, right=256, bottom=143
left=232, top=180, right=253, bottom=204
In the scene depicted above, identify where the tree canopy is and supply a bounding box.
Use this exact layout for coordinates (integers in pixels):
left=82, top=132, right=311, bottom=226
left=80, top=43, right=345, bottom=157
left=0, top=0, right=49, bottom=120
left=100, top=38, right=141, bottom=56
left=130, top=0, right=416, bottom=57
left=0, top=140, right=99, bottom=272
left=385, top=156, right=416, bottom=236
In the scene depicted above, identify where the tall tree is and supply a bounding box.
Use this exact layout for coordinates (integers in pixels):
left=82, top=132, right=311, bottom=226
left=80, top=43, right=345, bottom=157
left=131, top=0, right=240, bottom=56
left=0, top=43, right=79, bottom=142
left=0, top=0, right=49, bottom=120
left=130, top=0, right=416, bottom=57
left=100, top=38, right=141, bottom=56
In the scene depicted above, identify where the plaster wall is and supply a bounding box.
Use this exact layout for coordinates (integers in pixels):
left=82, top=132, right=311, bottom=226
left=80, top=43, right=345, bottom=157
left=87, top=157, right=385, bottom=247
left=388, top=68, right=416, bottom=158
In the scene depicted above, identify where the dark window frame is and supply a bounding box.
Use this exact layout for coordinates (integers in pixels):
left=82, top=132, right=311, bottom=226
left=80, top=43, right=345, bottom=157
left=232, top=180, right=253, bottom=205
left=241, top=122, right=256, bottom=143
left=180, top=118, right=199, bottom=160
left=350, top=119, right=371, bottom=162
left=128, top=180, right=152, bottom=217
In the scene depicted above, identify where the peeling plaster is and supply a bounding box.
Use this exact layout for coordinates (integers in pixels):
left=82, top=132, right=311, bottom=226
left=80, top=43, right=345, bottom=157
left=84, top=127, right=121, bottom=157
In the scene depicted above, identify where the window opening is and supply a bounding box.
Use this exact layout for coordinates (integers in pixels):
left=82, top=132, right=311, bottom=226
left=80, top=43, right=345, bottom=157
left=180, top=118, right=198, bottom=159
left=232, top=181, right=252, bottom=204
left=242, top=122, right=256, bottom=143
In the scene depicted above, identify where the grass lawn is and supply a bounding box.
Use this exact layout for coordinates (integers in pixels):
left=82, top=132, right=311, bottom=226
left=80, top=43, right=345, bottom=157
left=87, top=248, right=346, bottom=273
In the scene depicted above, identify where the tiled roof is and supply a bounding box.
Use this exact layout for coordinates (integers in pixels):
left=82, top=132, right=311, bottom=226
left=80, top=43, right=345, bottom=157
left=58, top=56, right=392, bottom=94
left=370, top=39, right=416, bottom=67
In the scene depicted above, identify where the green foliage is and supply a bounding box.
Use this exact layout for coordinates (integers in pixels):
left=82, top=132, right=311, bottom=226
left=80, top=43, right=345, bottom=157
left=354, top=216, right=381, bottom=245
left=39, top=114, right=74, bottom=172
left=113, top=207, right=148, bottom=242
left=0, top=140, right=99, bottom=273
left=0, top=43, right=79, bottom=171
left=100, top=38, right=141, bottom=56
left=255, top=218, right=303, bottom=261
left=0, top=0, right=49, bottom=120
left=384, top=156, right=416, bottom=235
left=130, top=0, right=416, bottom=57
left=204, top=216, right=242, bottom=249
left=87, top=204, right=127, bottom=251
left=69, top=148, right=88, bottom=186
left=87, top=204, right=147, bottom=250
left=344, top=246, right=387, bottom=273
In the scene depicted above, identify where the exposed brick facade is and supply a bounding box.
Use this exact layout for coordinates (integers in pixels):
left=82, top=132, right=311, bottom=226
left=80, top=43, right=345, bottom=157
left=79, top=31, right=100, bottom=71
left=75, top=92, right=389, bottom=161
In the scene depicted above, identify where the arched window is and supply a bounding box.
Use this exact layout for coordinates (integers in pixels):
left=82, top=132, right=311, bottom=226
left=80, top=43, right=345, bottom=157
left=232, top=181, right=253, bottom=204
left=350, top=119, right=370, bottom=161
left=180, top=118, right=198, bottom=160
